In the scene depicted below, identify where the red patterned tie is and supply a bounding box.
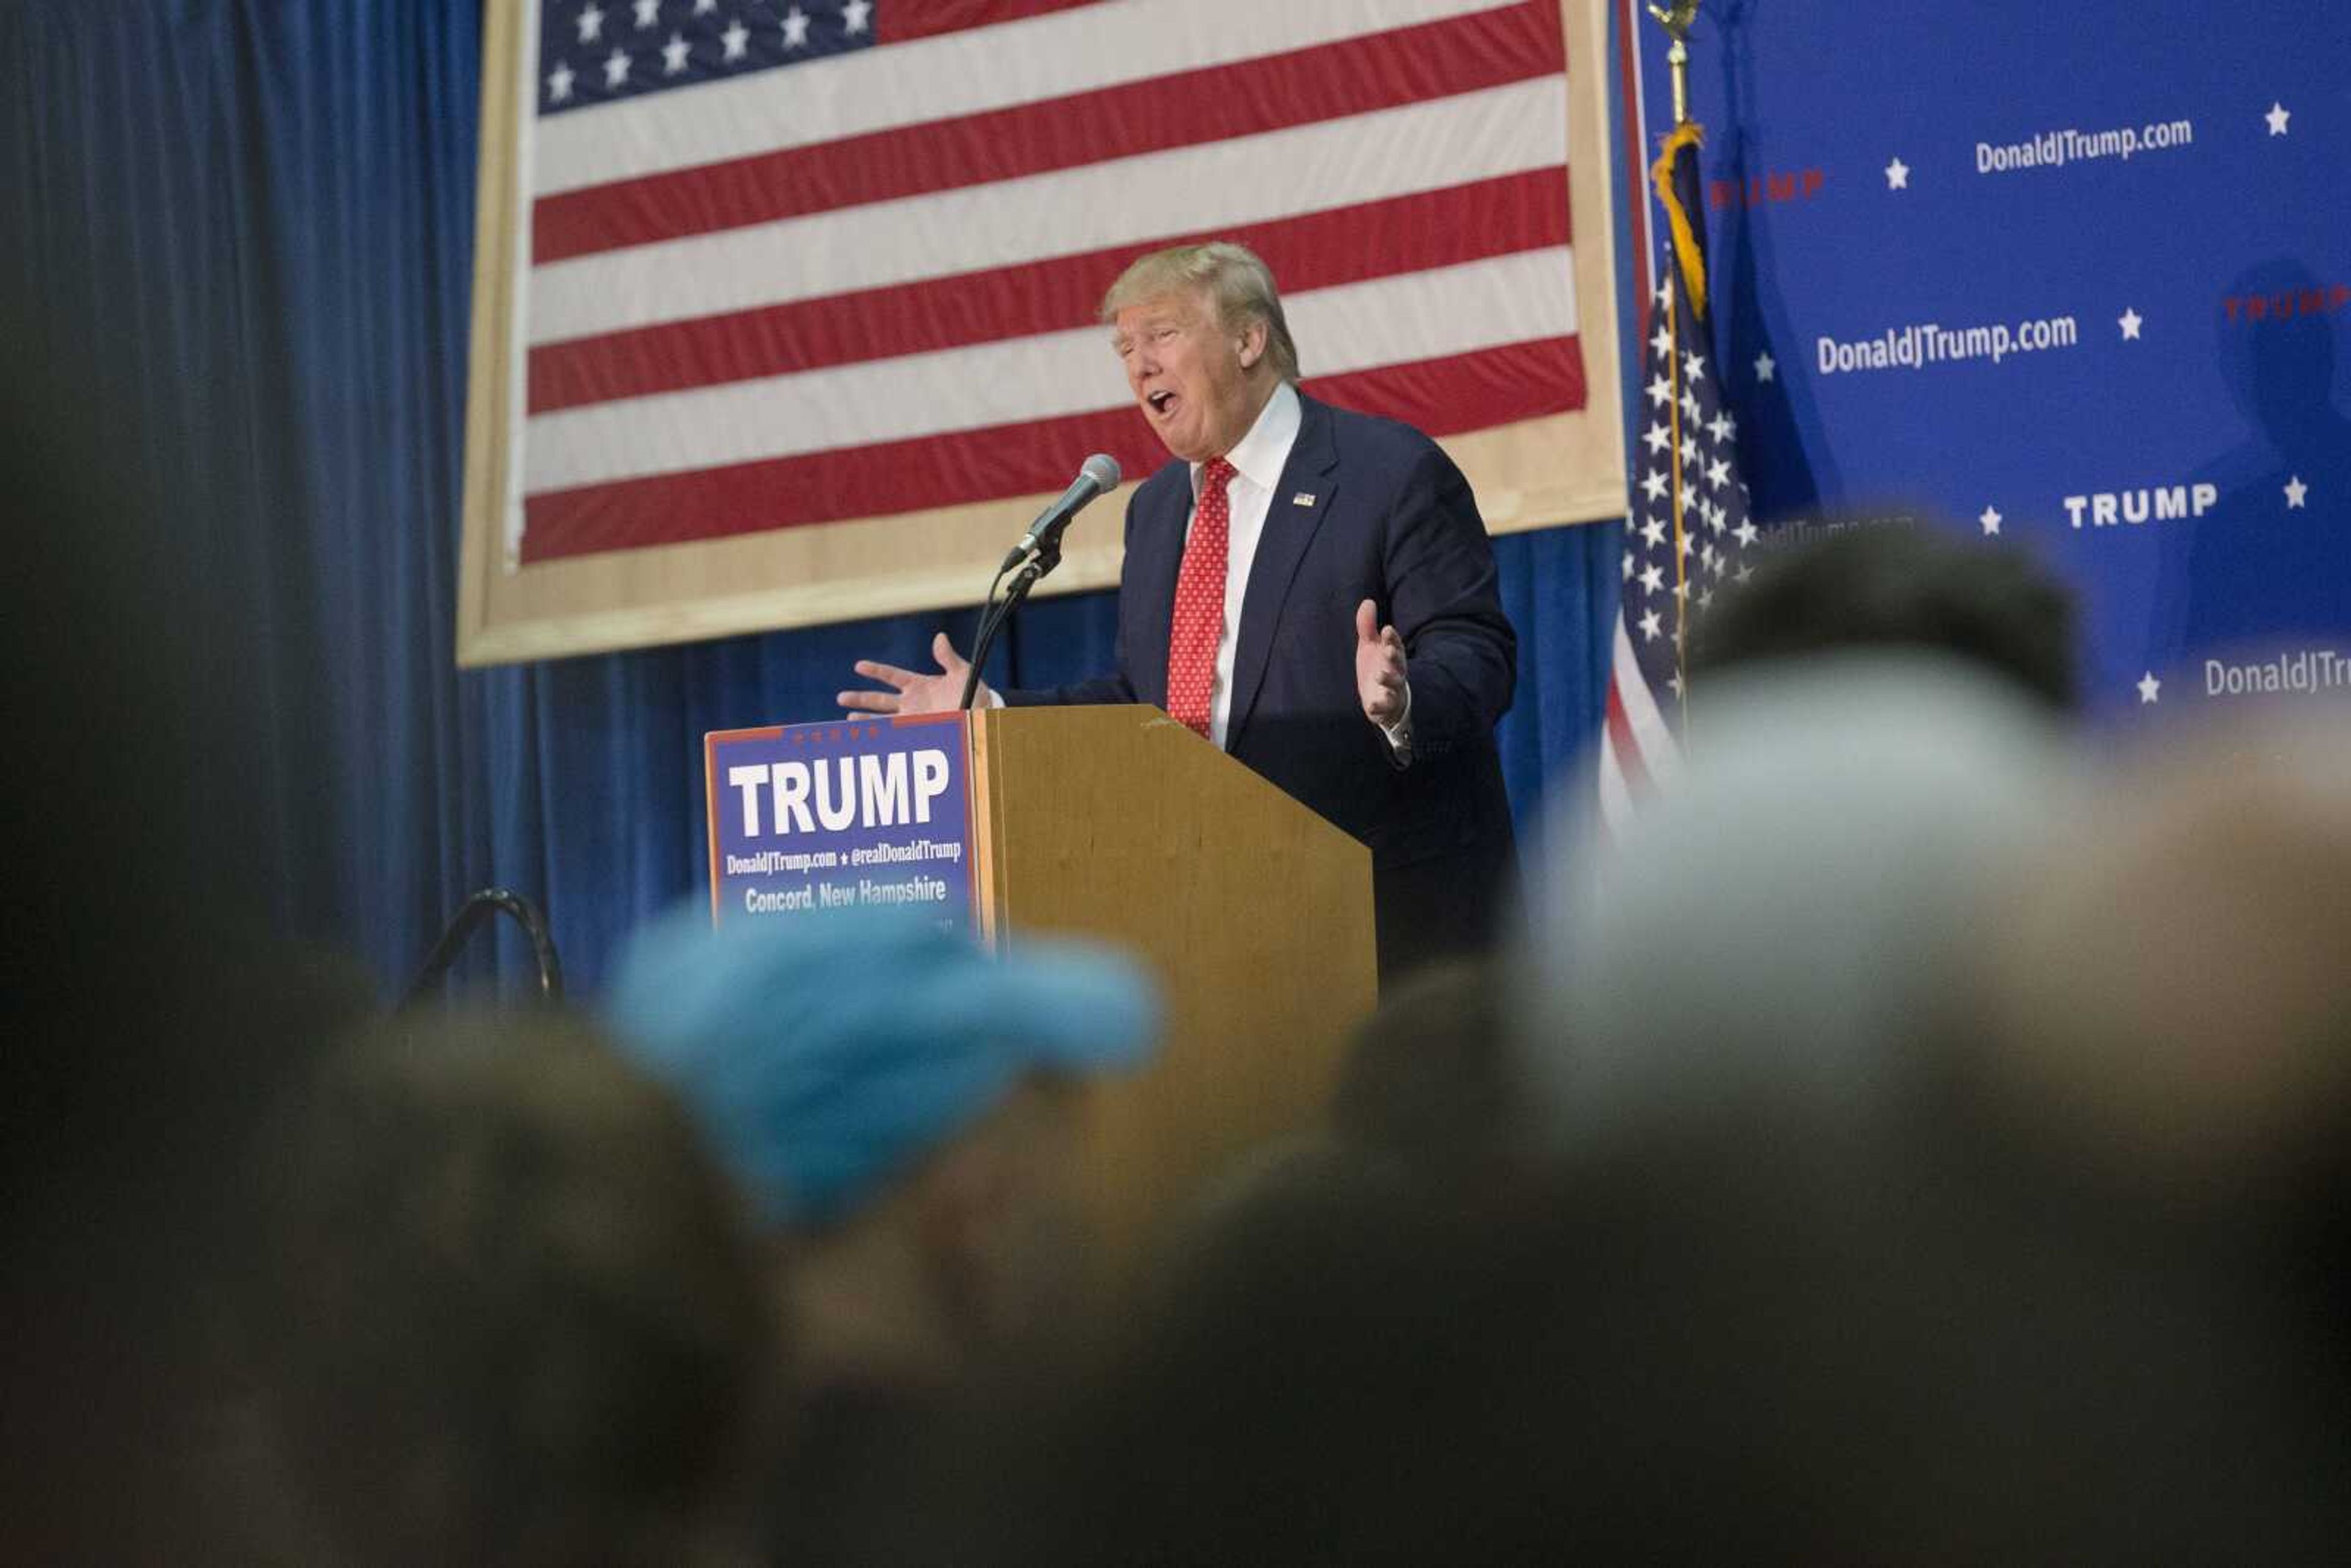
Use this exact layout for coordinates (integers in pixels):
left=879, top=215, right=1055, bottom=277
left=1166, top=456, right=1236, bottom=738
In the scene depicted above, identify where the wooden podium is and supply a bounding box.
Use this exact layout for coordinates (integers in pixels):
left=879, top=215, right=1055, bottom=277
left=966, top=705, right=1378, bottom=1261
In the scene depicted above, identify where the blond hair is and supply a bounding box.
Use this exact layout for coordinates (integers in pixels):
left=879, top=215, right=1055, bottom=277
left=1100, top=241, right=1302, bottom=382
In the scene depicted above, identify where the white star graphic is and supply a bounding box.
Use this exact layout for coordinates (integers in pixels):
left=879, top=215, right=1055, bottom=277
left=577, top=4, right=606, bottom=44
left=1979, top=505, right=2003, bottom=536
left=2265, top=102, right=2290, bottom=137
left=1623, top=549, right=1637, bottom=580
left=842, top=0, right=872, bottom=34
left=1651, top=323, right=1674, bottom=358
left=1642, top=470, right=1670, bottom=504
left=1677, top=534, right=1694, bottom=563
left=1640, top=563, right=1665, bottom=595
left=1733, top=520, right=1759, bottom=548
left=721, top=18, right=749, bottom=58
left=1681, top=388, right=1701, bottom=424
left=662, top=31, right=689, bottom=72
left=1641, top=516, right=1667, bottom=549
left=1683, top=350, right=1707, bottom=383
left=1755, top=350, right=1777, bottom=383
left=1884, top=156, right=1910, bottom=190
left=693, top=0, right=716, bottom=11
left=1657, top=273, right=1675, bottom=311
left=1680, top=433, right=1700, bottom=469
left=1646, top=372, right=1673, bottom=409
left=1735, top=564, right=1755, bottom=584
left=2118, top=307, right=2143, bottom=340
left=1667, top=670, right=1685, bottom=699
left=782, top=6, right=811, bottom=47
left=604, top=47, right=631, bottom=87
left=1697, top=586, right=1715, bottom=610
left=2137, top=672, right=2162, bottom=705
left=2284, top=475, right=2309, bottom=509
left=1643, top=422, right=1671, bottom=456
left=633, top=0, right=659, bottom=28
left=1707, top=411, right=1735, bottom=445
left=547, top=61, right=576, bottom=101
left=1706, top=456, right=1731, bottom=490
left=1639, top=608, right=1664, bottom=643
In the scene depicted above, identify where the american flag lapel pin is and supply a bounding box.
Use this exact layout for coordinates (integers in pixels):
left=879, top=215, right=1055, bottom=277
left=1291, top=491, right=1316, bottom=507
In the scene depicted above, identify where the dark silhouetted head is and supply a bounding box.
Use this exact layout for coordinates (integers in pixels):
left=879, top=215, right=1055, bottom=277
left=246, top=1010, right=774, bottom=1568
left=1690, top=522, right=2079, bottom=713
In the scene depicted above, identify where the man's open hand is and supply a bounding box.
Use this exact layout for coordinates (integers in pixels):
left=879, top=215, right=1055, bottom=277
left=839, top=632, right=986, bottom=716
left=1354, top=599, right=1408, bottom=727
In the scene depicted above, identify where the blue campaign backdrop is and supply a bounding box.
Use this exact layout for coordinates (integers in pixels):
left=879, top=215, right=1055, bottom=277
left=0, top=1, right=1616, bottom=998
left=1631, top=0, right=2350, bottom=715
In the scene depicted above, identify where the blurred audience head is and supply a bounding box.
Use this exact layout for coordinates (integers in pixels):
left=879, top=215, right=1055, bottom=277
left=1690, top=520, right=2080, bottom=713
left=245, top=1009, right=773, bottom=1568
left=1968, top=712, right=2351, bottom=1208
left=3, top=317, right=376, bottom=1562
left=1330, top=958, right=1538, bottom=1188
left=1520, top=654, right=2074, bottom=1152
left=604, top=909, right=1158, bottom=1388
left=959, top=1141, right=1558, bottom=1567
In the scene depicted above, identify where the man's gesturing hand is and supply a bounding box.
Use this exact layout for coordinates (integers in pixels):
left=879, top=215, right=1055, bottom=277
left=839, top=632, right=987, bottom=716
left=1354, top=599, right=1408, bottom=727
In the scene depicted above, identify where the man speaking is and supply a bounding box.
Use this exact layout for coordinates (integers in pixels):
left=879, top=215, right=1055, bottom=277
left=842, top=242, right=1517, bottom=980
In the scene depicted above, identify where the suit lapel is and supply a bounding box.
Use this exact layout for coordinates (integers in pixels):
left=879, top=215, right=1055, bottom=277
left=1226, top=394, right=1338, bottom=749
left=1129, top=467, right=1191, bottom=710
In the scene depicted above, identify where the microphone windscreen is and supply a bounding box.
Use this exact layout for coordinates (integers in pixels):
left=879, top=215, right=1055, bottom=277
left=1080, top=452, right=1122, bottom=492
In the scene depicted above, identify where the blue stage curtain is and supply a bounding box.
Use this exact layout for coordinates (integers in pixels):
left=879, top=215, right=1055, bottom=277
left=3, top=1, right=1616, bottom=998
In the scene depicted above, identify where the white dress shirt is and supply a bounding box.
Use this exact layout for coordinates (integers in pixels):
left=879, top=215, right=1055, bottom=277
left=1187, top=383, right=1412, bottom=757
left=1189, top=381, right=1299, bottom=749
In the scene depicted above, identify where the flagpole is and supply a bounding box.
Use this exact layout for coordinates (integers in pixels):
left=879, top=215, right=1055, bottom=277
left=1646, top=1, right=1703, bottom=700
left=1602, top=0, right=1751, bottom=816
left=1646, top=1, right=1700, bottom=130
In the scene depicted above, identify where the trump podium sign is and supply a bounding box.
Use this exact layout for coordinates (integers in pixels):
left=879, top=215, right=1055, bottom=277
left=705, top=711, right=977, bottom=931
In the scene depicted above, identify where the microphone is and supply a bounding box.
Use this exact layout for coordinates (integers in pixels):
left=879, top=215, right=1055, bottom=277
left=999, top=453, right=1121, bottom=571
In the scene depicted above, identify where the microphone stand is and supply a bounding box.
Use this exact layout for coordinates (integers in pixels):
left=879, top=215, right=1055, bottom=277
left=958, top=541, right=1060, bottom=711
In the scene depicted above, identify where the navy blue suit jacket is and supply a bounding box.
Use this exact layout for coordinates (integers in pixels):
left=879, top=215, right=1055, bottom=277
left=1004, top=394, right=1518, bottom=976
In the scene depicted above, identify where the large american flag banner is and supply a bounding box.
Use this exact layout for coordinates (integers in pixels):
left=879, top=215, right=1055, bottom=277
left=459, top=0, right=1625, bottom=664
left=1597, top=116, right=1755, bottom=829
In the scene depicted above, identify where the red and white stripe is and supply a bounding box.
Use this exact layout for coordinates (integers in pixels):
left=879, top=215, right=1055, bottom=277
left=505, top=0, right=1589, bottom=566
left=1598, top=613, right=1682, bottom=825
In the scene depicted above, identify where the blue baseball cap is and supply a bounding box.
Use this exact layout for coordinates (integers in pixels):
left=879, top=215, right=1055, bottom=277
left=604, top=907, right=1160, bottom=1229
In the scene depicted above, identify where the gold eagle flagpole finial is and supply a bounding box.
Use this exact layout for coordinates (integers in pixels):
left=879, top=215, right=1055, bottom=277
left=1645, top=0, right=1701, bottom=128
left=1644, top=0, right=1709, bottom=321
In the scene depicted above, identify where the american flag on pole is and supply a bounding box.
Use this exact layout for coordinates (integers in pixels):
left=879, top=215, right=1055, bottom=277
left=1597, top=116, right=1755, bottom=828
left=460, top=0, right=1620, bottom=663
